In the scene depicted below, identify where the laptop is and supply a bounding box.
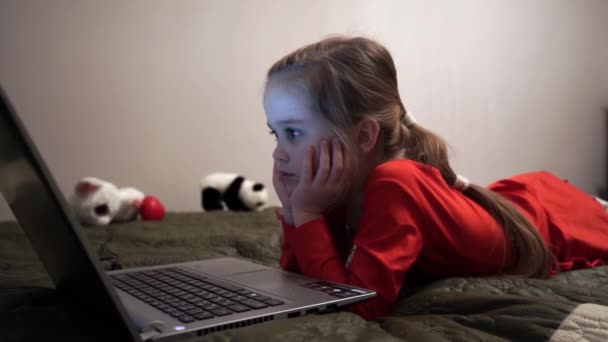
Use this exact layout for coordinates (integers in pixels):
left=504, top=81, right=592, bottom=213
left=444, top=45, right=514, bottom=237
left=0, top=86, right=375, bottom=341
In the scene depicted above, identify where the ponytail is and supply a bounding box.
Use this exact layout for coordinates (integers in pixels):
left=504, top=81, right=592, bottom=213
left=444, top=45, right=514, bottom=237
left=403, top=120, right=555, bottom=278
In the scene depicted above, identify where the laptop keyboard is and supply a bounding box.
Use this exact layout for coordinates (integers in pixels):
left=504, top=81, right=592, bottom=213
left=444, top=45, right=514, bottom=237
left=110, top=267, right=285, bottom=324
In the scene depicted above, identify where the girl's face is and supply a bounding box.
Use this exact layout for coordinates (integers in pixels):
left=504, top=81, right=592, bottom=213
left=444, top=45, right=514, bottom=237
left=264, top=79, right=335, bottom=193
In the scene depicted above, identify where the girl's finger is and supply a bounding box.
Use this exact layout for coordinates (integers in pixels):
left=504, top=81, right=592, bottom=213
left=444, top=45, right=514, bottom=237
left=314, top=140, right=330, bottom=185
left=300, top=146, right=314, bottom=185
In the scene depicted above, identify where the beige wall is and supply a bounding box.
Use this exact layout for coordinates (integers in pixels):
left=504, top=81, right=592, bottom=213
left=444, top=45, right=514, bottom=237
left=1, top=0, right=607, bottom=221
left=601, top=7, right=608, bottom=102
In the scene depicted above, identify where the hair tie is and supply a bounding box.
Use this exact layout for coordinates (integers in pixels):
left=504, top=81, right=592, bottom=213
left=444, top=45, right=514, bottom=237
left=402, top=112, right=417, bottom=128
left=453, top=174, right=470, bottom=192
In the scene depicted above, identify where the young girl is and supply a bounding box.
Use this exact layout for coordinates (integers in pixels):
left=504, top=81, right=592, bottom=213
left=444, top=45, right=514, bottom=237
left=263, top=36, right=608, bottom=320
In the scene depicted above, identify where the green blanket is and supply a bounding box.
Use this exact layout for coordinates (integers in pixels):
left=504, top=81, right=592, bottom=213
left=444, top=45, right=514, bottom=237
left=2, top=210, right=608, bottom=341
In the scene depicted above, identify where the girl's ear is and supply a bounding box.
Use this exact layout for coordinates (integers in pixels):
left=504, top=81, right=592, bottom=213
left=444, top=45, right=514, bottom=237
left=356, top=118, right=380, bottom=153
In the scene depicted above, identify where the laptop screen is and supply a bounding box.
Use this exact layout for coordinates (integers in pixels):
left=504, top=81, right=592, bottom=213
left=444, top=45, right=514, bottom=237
left=0, top=85, right=140, bottom=341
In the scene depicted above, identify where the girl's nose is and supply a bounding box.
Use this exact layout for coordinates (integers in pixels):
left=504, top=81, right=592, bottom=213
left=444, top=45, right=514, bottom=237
left=272, top=145, right=288, bottom=163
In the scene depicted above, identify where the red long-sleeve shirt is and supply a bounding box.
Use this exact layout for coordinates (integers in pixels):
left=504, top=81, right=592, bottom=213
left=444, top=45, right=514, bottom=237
left=279, top=159, right=608, bottom=320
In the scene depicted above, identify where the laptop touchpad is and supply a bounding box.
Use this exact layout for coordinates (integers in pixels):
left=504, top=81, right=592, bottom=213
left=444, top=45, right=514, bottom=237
left=186, top=257, right=268, bottom=276
left=225, top=269, right=311, bottom=297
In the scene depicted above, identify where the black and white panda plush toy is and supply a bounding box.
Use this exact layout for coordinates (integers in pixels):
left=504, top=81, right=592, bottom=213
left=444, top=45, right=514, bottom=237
left=200, top=172, right=268, bottom=212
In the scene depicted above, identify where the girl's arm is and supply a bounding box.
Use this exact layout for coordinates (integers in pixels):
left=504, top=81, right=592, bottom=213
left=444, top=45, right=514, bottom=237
left=283, top=179, right=423, bottom=320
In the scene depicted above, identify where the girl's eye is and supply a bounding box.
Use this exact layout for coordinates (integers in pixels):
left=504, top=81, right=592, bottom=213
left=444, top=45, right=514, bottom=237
left=267, top=127, right=300, bottom=142
left=285, top=128, right=300, bottom=140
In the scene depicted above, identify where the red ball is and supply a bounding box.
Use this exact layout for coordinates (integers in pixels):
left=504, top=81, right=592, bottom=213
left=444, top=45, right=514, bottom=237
left=140, top=195, right=166, bottom=221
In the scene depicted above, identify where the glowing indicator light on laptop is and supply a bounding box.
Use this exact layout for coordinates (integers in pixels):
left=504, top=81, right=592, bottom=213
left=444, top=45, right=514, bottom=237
left=175, top=326, right=185, bottom=331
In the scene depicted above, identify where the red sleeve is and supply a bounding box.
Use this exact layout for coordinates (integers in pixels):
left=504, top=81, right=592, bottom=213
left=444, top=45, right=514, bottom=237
left=283, top=180, right=424, bottom=320
left=275, top=210, right=300, bottom=272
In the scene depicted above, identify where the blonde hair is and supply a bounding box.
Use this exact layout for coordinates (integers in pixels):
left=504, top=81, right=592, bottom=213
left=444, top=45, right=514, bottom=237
left=267, top=36, right=555, bottom=278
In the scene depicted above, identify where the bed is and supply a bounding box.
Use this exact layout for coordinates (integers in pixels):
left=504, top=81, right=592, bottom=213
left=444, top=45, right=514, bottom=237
left=2, top=209, right=608, bottom=341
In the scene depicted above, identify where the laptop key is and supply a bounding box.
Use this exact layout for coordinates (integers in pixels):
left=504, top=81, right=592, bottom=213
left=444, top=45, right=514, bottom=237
left=185, top=308, right=204, bottom=315
left=210, top=296, right=226, bottom=304
left=226, top=304, right=250, bottom=313
left=178, top=304, right=196, bottom=311
left=155, top=304, right=171, bottom=310
left=205, top=279, right=245, bottom=292
left=262, top=299, right=284, bottom=306
left=193, top=300, right=212, bottom=307
left=193, top=312, right=214, bottom=320
left=250, top=295, right=271, bottom=301
left=240, top=299, right=268, bottom=309
left=177, top=316, right=195, bottom=323
left=186, top=296, right=205, bottom=303
left=169, top=311, right=185, bottom=318
left=202, top=304, right=221, bottom=311
left=211, top=308, right=233, bottom=316
left=218, top=300, right=236, bottom=306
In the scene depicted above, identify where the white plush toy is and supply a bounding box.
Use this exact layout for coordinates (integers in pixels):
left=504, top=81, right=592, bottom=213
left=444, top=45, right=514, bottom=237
left=70, top=177, right=145, bottom=226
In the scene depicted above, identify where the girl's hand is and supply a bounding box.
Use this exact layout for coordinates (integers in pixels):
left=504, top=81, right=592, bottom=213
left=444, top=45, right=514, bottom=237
left=273, top=163, right=294, bottom=226
left=291, top=138, right=351, bottom=226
